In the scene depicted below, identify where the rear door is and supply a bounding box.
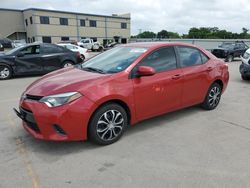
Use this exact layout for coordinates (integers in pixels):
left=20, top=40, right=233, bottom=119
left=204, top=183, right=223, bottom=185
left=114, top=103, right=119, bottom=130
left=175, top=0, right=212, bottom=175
left=132, top=46, right=183, bottom=121
left=40, top=44, right=66, bottom=72
left=177, top=46, right=210, bottom=107
left=15, top=45, right=43, bottom=74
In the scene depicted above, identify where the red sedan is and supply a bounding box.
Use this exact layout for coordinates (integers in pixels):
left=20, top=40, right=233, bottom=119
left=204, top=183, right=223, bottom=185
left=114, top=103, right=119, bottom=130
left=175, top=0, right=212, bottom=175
left=14, top=42, right=229, bottom=145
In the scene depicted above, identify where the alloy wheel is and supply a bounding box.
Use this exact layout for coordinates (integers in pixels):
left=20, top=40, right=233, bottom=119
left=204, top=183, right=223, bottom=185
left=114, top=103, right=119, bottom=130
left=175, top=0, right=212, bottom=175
left=0, top=67, right=10, bottom=79
left=96, top=110, right=124, bottom=141
left=208, top=86, right=221, bottom=108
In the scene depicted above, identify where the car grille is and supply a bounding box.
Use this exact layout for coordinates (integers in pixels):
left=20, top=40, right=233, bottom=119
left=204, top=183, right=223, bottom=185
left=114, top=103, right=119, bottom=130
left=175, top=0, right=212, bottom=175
left=20, top=107, right=40, bottom=133
left=25, top=94, right=43, bottom=101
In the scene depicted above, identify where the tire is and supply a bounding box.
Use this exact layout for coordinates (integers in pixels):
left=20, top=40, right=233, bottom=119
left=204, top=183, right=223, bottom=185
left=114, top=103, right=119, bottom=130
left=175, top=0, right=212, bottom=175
left=80, top=54, right=85, bottom=61
left=62, top=61, right=74, bottom=68
left=226, top=55, right=234, bottom=62
left=201, top=83, right=222, bottom=110
left=0, top=65, right=12, bottom=80
left=98, top=46, right=104, bottom=52
left=241, top=75, right=250, bottom=80
left=88, top=103, right=128, bottom=145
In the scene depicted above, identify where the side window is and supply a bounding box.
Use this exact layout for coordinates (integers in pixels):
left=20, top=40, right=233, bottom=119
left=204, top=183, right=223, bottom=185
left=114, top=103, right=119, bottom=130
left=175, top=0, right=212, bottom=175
left=178, top=47, right=203, bottom=67
left=41, top=45, right=64, bottom=54
left=139, top=47, right=177, bottom=73
left=20, top=45, right=40, bottom=55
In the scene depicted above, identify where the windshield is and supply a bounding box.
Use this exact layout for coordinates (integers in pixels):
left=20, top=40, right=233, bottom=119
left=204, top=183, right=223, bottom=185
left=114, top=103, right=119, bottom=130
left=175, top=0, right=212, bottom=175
left=81, top=47, right=148, bottom=74
left=4, top=46, right=24, bottom=55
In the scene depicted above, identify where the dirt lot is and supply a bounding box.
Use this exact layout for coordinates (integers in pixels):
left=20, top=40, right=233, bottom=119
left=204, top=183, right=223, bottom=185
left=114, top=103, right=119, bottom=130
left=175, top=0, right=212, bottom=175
left=0, top=61, right=249, bottom=188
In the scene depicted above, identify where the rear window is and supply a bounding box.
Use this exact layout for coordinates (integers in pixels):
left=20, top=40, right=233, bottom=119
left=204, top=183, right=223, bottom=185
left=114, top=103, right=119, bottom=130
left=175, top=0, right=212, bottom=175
left=41, top=45, right=65, bottom=54
left=178, top=47, right=204, bottom=67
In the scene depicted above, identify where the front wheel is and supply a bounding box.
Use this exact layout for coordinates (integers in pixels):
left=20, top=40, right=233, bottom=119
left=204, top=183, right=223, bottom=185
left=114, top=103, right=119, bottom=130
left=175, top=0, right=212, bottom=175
left=241, top=75, right=250, bottom=80
left=0, top=65, right=12, bottom=80
left=226, top=55, right=234, bottom=62
left=88, top=103, right=128, bottom=145
left=201, top=83, right=222, bottom=110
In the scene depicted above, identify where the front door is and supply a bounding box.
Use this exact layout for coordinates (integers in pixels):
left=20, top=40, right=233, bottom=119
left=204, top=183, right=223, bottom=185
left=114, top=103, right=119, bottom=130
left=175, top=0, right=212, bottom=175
left=15, top=45, right=43, bottom=74
left=132, top=46, right=183, bottom=121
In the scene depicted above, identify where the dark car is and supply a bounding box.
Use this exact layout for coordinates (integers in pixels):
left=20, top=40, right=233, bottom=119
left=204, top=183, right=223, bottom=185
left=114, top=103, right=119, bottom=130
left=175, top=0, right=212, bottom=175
left=0, top=43, right=4, bottom=51
left=0, top=38, right=13, bottom=48
left=211, top=41, right=249, bottom=62
left=0, top=43, right=82, bottom=80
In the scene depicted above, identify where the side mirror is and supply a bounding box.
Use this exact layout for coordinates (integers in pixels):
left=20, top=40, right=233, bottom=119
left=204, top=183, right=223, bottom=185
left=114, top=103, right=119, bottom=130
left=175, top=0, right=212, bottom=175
left=137, top=66, right=156, bottom=77
left=16, top=52, right=25, bottom=57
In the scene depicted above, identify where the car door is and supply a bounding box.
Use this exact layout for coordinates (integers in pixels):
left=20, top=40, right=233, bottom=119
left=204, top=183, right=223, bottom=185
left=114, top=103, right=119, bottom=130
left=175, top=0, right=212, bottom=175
left=40, top=44, right=65, bottom=72
left=14, top=45, right=43, bottom=74
left=132, top=46, right=183, bottom=121
left=177, top=46, right=210, bottom=107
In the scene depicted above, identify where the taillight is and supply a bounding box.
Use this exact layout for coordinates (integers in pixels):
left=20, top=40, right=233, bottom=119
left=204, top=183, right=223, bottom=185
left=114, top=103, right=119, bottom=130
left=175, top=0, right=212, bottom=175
left=76, top=52, right=81, bottom=59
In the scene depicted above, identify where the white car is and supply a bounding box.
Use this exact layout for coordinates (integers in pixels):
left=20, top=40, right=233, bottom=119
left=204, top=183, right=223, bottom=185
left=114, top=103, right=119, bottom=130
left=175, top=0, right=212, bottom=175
left=57, top=43, right=89, bottom=61
left=13, top=40, right=26, bottom=48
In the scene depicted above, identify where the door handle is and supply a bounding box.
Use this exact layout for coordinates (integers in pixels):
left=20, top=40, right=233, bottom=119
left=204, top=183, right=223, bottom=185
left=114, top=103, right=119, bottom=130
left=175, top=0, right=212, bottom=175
left=207, top=67, right=213, bottom=72
left=172, top=74, right=182, bottom=80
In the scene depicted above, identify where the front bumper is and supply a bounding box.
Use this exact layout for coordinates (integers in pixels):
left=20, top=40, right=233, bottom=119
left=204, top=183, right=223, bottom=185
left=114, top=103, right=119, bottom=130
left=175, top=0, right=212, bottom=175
left=14, top=95, right=97, bottom=141
left=240, top=57, right=250, bottom=77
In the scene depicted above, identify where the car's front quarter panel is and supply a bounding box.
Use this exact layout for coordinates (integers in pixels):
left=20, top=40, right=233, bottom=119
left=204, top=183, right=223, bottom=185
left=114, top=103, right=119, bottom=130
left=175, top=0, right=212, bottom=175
left=81, top=73, right=137, bottom=125
left=20, top=93, right=97, bottom=141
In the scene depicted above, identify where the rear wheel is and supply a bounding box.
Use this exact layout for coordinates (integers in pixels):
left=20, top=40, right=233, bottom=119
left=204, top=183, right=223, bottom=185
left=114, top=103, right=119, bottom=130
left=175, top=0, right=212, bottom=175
left=88, top=103, right=128, bottom=145
left=80, top=54, right=85, bottom=61
left=201, top=83, right=222, bottom=110
left=0, top=65, right=12, bottom=80
left=62, top=61, right=74, bottom=68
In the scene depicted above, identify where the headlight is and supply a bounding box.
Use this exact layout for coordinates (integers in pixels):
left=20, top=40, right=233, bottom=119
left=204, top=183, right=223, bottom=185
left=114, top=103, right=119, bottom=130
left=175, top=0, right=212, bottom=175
left=40, top=92, right=82, bottom=108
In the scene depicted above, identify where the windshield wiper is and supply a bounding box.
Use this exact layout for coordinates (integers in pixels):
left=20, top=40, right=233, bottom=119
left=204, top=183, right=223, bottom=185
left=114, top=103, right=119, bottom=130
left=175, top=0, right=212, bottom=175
left=82, top=66, right=106, bottom=74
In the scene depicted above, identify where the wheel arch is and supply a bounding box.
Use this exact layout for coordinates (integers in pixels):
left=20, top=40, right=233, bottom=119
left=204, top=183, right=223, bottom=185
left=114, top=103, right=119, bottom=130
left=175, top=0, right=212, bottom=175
left=88, top=99, right=131, bottom=126
left=0, top=63, right=14, bottom=74
left=213, top=79, right=224, bottom=91
left=86, top=99, right=132, bottom=139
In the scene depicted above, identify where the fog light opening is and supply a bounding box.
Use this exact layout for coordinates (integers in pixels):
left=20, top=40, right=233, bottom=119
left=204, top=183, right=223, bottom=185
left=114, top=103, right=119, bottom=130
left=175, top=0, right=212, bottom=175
left=53, top=124, right=67, bottom=136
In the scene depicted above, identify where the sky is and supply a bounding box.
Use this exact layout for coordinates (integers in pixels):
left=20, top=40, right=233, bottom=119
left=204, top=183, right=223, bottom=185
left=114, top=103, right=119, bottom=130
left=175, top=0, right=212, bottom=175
left=1, top=0, right=250, bottom=35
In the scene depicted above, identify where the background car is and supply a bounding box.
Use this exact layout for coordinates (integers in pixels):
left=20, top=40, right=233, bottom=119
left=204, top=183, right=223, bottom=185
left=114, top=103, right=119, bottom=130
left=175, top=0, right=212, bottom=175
left=58, top=40, right=78, bottom=46
left=211, top=41, right=249, bottom=62
left=240, top=48, right=250, bottom=80
left=0, top=38, right=13, bottom=48
left=14, top=42, right=229, bottom=145
left=57, top=43, right=89, bottom=61
left=0, top=43, right=82, bottom=80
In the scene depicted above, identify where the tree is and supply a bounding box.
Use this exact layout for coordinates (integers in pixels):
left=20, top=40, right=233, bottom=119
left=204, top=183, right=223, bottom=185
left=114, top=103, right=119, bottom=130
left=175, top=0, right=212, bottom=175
left=137, top=31, right=156, bottom=38
left=157, top=30, right=169, bottom=38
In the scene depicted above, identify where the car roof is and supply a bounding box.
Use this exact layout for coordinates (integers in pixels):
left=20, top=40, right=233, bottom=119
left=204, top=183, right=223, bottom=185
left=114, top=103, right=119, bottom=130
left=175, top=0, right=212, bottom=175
left=123, top=42, right=198, bottom=49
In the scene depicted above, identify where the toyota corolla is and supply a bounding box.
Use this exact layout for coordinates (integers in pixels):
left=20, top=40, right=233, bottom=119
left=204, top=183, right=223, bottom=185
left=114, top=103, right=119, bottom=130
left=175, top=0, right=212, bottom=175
left=14, top=42, right=229, bottom=145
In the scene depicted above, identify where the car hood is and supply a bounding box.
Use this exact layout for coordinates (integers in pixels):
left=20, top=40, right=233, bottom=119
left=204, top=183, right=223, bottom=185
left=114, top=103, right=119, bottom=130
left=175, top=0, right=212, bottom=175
left=25, top=67, right=111, bottom=96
